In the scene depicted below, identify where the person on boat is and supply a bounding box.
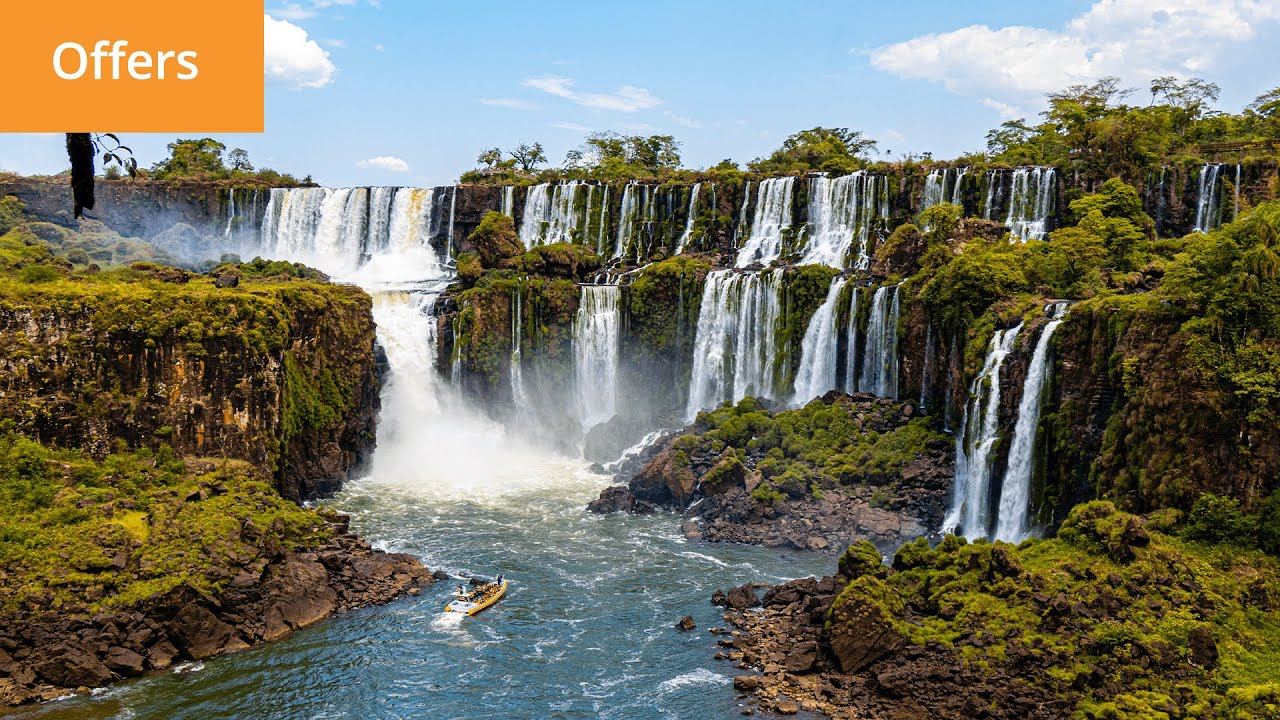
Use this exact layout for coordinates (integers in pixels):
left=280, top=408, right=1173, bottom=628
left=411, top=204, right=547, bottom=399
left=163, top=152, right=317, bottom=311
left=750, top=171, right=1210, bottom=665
left=496, top=574, right=503, bottom=586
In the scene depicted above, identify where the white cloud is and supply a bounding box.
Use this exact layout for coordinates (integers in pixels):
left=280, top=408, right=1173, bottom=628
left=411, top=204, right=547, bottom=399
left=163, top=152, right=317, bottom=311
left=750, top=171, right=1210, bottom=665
left=981, top=97, right=1023, bottom=120
left=373, top=43, right=385, bottom=52
left=270, top=3, right=316, bottom=20
left=480, top=98, right=539, bottom=110
left=323, top=38, right=347, bottom=48
left=522, top=75, right=661, bottom=112
left=870, top=0, right=1280, bottom=111
left=551, top=121, right=593, bottom=132
left=264, top=14, right=336, bottom=89
left=357, top=156, right=409, bottom=172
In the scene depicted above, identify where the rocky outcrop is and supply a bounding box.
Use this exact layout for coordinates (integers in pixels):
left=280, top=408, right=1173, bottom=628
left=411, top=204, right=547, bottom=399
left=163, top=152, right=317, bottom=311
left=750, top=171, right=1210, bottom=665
left=0, top=520, right=433, bottom=706
left=0, top=274, right=379, bottom=500
left=590, top=394, right=953, bottom=554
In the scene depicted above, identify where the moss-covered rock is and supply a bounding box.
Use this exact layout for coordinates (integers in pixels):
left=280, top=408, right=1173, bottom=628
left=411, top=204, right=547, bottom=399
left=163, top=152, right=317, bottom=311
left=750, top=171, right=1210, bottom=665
left=460, top=211, right=525, bottom=268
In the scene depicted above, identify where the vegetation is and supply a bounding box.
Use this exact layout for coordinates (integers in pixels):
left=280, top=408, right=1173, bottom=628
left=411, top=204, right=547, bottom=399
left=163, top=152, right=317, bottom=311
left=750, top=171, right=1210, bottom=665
left=681, top=396, right=946, bottom=503
left=0, top=427, right=336, bottom=618
left=831, top=501, right=1280, bottom=718
left=748, top=127, right=878, bottom=174
left=146, top=138, right=305, bottom=185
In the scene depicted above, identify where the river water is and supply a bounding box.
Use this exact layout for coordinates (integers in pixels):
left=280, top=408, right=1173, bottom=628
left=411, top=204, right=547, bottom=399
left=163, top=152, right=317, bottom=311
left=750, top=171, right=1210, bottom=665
left=14, top=457, right=829, bottom=720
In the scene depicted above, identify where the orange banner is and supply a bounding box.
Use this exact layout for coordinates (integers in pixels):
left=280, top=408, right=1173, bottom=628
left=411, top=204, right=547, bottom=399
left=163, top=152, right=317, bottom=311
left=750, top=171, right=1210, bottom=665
left=1, top=0, right=264, bottom=132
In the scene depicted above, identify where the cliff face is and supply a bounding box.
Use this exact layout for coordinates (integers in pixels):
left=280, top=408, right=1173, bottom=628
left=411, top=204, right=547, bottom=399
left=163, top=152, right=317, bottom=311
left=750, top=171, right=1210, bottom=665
left=0, top=272, right=379, bottom=500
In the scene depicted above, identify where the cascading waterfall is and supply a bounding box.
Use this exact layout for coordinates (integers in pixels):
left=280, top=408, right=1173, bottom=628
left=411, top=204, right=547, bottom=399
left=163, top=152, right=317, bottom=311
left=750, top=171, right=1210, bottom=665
left=521, top=182, right=586, bottom=247
left=791, top=276, right=849, bottom=405
left=733, top=181, right=753, bottom=247
left=1005, top=167, right=1056, bottom=241
left=686, top=270, right=784, bottom=419
left=801, top=172, right=888, bottom=269
left=944, top=322, right=1024, bottom=538
left=614, top=182, right=658, bottom=260
left=573, top=285, right=621, bottom=429
left=858, top=283, right=902, bottom=398
left=842, top=289, right=860, bottom=394
left=501, top=186, right=515, bottom=217
left=674, top=183, right=702, bottom=254
left=982, top=169, right=1007, bottom=221
left=595, top=186, right=610, bottom=255
left=366, top=187, right=395, bottom=254
left=735, top=178, right=796, bottom=267
left=1193, top=163, right=1225, bottom=233
left=995, top=303, right=1069, bottom=543
left=1234, top=163, right=1242, bottom=220
left=510, top=282, right=529, bottom=411
left=920, top=167, right=967, bottom=215
left=919, top=322, right=935, bottom=413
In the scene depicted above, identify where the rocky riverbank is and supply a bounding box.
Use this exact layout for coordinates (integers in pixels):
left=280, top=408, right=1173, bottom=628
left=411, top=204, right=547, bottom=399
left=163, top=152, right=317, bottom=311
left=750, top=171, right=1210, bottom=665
left=0, top=449, right=435, bottom=707
left=589, top=393, right=953, bottom=554
left=709, top=502, right=1280, bottom=719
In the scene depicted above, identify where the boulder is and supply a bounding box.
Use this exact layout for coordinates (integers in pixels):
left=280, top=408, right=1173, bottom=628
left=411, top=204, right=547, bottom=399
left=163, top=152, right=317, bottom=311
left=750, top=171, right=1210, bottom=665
left=168, top=604, right=247, bottom=660
left=586, top=486, right=636, bottom=514
left=33, top=644, right=112, bottom=688
left=726, top=583, right=761, bottom=610
left=629, top=447, right=697, bottom=508
left=104, top=646, right=146, bottom=676
left=675, top=616, right=696, bottom=632
left=827, top=577, right=905, bottom=673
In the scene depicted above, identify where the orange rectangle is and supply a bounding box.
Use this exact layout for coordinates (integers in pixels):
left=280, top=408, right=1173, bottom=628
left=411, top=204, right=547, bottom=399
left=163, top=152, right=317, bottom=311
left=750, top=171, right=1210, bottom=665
left=1, top=0, right=264, bottom=132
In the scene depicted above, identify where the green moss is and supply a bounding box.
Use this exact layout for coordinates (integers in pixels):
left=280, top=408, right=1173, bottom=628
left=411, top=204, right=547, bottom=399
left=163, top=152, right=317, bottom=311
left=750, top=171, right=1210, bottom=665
left=0, top=428, right=335, bottom=618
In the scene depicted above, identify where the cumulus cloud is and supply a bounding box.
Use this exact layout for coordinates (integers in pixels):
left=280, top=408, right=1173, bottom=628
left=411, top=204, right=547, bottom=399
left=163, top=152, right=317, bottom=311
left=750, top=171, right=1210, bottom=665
left=522, top=75, right=661, bottom=112
left=870, top=0, right=1280, bottom=109
left=264, top=14, right=336, bottom=89
left=270, top=3, right=316, bottom=20
left=357, top=156, right=410, bottom=172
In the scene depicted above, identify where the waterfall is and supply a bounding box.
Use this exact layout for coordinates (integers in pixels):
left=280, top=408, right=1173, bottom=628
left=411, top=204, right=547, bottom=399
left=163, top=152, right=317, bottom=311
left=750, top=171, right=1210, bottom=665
left=675, top=183, right=702, bottom=254
left=1005, top=167, right=1055, bottom=241
left=614, top=183, right=658, bottom=260
left=510, top=282, right=529, bottom=410
left=951, top=168, right=967, bottom=207
left=735, top=178, right=796, bottom=267
left=733, top=181, right=753, bottom=247
left=686, top=270, right=784, bottom=419
left=1193, top=163, right=1225, bottom=233
left=520, top=181, right=588, bottom=247
left=223, top=189, right=237, bottom=237
left=995, top=303, right=1069, bottom=543
left=858, top=283, right=902, bottom=398
left=982, top=169, right=1004, bottom=221
left=595, top=185, right=610, bottom=255
left=944, top=322, right=1024, bottom=538
left=501, top=186, right=515, bottom=217
left=842, top=288, right=860, bottom=394
left=801, top=172, right=888, bottom=269
left=261, top=186, right=449, bottom=282
left=919, top=322, right=935, bottom=413
left=573, top=285, right=621, bottom=429
left=447, top=185, right=457, bottom=251
left=792, top=276, right=848, bottom=405
left=921, top=168, right=966, bottom=214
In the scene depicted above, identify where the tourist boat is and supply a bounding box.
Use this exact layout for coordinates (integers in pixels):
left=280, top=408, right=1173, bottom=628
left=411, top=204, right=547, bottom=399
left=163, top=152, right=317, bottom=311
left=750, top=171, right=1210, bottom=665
left=445, top=579, right=508, bottom=616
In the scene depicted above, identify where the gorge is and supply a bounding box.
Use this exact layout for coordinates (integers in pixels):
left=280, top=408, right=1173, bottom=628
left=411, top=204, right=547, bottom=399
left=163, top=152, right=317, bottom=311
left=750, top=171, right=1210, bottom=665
left=2, top=141, right=1279, bottom=718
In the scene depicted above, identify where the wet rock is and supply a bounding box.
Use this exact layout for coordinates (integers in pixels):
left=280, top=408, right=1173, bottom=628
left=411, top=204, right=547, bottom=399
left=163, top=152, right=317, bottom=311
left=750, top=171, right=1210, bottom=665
left=733, top=675, right=760, bottom=691
left=676, top=616, right=696, bottom=632
left=586, top=486, right=636, bottom=514
left=33, top=645, right=111, bottom=688
left=103, top=646, right=146, bottom=676
left=726, top=584, right=761, bottom=610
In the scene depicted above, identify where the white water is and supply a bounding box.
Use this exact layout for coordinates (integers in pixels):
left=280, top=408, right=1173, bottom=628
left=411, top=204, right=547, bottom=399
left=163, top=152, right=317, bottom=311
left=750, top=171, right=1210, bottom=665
left=842, top=288, right=860, bottom=394
left=791, top=276, right=849, bottom=406
left=1193, top=163, right=1224, bottom=233
left=919, top=322, right=935, bottom=413
left=995, top=303, right=1069, bottom=543
left=982, top=169, right=1002, bottom=220
left=500, top=186, right=515, bottom=217
left=858, top=283, right=902, bottom=398
left=944, top=322, right=1024, bottom=538
left=686, top=270, right=784, bottom=419
left=520, top=182, right=585, bottom=247
left=733, top=181, right=753, bottom=247
left=573, top=285, right=621, bottom=430
left=674, top=183, right=702, bottom=254
left=801, top=172, right=888, bottom=269
left=920, top=167, right=967, bottom=216
left=735, top=178, right=796, bottom=267
left=615, top=182, right=660, bottom=261
left=1005, top=167, right=1055, bottom=241
left=510, top=282, right=529, bottom=412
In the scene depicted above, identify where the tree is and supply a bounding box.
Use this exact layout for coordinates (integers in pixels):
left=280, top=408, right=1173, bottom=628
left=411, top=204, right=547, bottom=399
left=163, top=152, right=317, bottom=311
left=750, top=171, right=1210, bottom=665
left=749, top=127, right=876, bottom=173
left=151, top=138, right=228, bottom=179
left=477, top=147, right=503, bottom=168
left=227, top=148, right=254, bottom=173
left=1247, top=87, right=1280, bottom=119
left=508, top=142, right=547, bottom=172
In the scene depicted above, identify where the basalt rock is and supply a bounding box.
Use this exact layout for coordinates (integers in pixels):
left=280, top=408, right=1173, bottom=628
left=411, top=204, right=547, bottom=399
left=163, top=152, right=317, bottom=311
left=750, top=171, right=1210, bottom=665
left=0, top=533, right=433, bottom=706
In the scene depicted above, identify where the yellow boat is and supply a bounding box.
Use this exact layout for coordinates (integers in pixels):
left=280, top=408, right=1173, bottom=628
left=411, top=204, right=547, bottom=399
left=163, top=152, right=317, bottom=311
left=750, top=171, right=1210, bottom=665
left=445, top=580, right=508, bottom=616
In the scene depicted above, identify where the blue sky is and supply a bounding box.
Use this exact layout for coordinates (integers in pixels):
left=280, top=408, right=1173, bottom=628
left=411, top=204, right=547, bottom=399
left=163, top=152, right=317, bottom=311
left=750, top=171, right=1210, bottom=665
left=2, top=0, right=1277, bottom=187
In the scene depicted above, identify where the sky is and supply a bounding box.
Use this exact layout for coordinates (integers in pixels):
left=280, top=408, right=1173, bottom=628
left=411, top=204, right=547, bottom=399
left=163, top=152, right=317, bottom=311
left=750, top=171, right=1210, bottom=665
left=2, top=0, right=1278, bottom=187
